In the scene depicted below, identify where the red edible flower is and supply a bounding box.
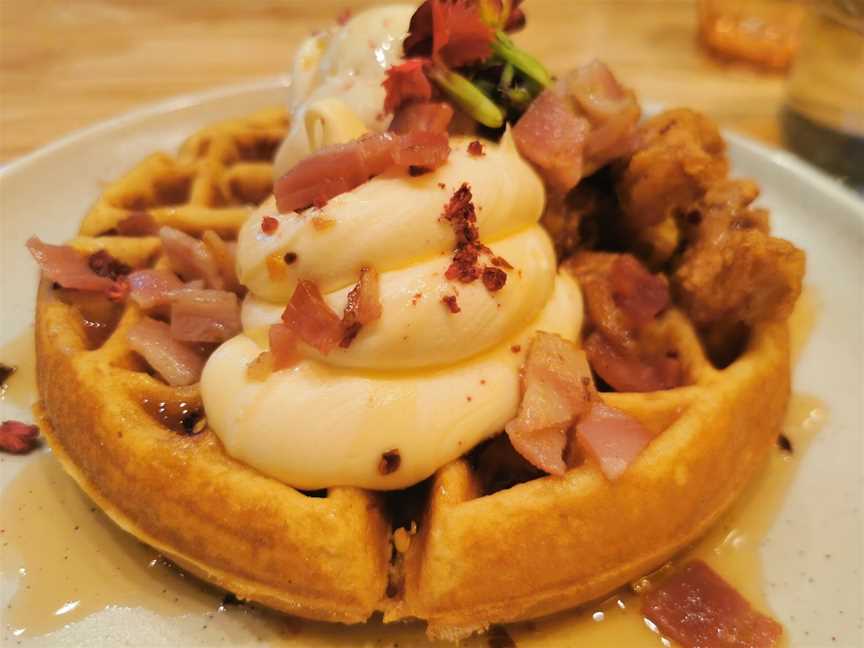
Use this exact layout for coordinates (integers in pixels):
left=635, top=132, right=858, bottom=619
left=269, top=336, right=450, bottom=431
left=0, top=420, right=40, bottom=455
left=404, top=0, right=494, bottom=68
left=383, top=59, right=433, bottom=113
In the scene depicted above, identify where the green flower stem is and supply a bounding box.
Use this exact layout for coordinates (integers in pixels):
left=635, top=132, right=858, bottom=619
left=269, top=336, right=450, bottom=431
left=491, top=31, right=552, bottom=88
left=428, top=67, right=505, bottom=129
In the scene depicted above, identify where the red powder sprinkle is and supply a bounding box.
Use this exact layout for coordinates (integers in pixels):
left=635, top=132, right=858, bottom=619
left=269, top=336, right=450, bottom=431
left=261, top=216, right=279, bottom=234
left=283, top=252, right=298, bottom=265
left=337, top=8, right=352, bottom=25
left=441, top=183, right=479, bottom=246
left=467, top=140, right=485, bottom=157
left=482, top=266, right=507, bottom=292
left=411, top=292, right=423, bottom=305
left=442, top=295, right=461, bottom=313
left=510, top=344, right=522, bottom=353
left=490, top=255, right=513, bottom=269
left=438, top=182, right=446, bottom=189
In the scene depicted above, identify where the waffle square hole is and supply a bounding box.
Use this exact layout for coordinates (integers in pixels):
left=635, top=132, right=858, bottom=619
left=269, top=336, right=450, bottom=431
left=235, top=133, right=282, bottom=162
left=468, top=435, right=546, bottom=496
left=114, top=173, right=193, bottom=210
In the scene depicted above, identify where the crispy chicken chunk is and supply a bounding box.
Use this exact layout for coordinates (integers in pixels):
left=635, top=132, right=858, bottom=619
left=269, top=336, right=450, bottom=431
left=617, top=109, right=729, bottom=230
left=674, top=180, right=805, bottom=327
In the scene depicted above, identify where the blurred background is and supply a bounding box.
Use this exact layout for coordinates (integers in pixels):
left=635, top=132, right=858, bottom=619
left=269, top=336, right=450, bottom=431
left=1, top=0, right=861, bottom=186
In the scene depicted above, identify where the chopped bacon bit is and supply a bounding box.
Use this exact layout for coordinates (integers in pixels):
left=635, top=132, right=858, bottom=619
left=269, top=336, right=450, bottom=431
left=159, top=226, right=223, bottom=290
left=283, top=252, right=298, bottom=265
left=201, top=230, right=240, bottom=293
left=281, top=280, right=344, bottom=354
left=513, top=89, right=589, bottom=192
left=510, top=344, right=521, bottom=353
left=127, top=317, right=204, bottom=386
left=442, top=294, right=461, bottom=313
left=127, top=269, right=183, bottom=310
left=610, top=255, right=670, bottom=326
left=341, top=267, right=382, bottom=348
left=0, top=363, right=15, bottom=387
left=261, top=216, right=279, bottom=235
left=505, top=333, right=595, bottom=475
left=576, top=402, right=654, bottom=479
left=169, top=289, right=241, bottom=343
left=642, top=560, right=783, bottom=648
left=467, top=140, right=485, bottom=156
left=378, top=448, right=402, bottom=475
left=0, top=420, right=40, bottom=455
left=269, top=323, right=301, bottom=370
left=389, top=101, right=454, bottom=135
left=383, top=59, right=433, bottom=113
left=438, top=182, right=447, bottom=189
left=274, top=132, right=450, bottom=214
left=27, top=237, right=115, bottom=293
left=411, top=292, right=423, bottom=305
left=585, top=333, right=682, bottom=393
left=490, top=255, right=513, bottom=269
left=246, top=351, right=274, bottom=381
left=514, top=60, right=639, bottom=192
left=116, top=211, right=159, bottom=236
left=506, top=332, right=654, bottom=478
left=405, top=0, right=494, bottom=68
left=482, top=266, right=507, bottom=292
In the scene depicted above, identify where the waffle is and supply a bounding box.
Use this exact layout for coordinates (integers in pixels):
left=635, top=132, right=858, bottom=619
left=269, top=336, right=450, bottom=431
left=34, top=109, right=792, bottom=640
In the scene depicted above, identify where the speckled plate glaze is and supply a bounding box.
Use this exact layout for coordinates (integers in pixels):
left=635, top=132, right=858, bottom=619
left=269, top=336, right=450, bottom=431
left=1, top=79, right=862, bottom=647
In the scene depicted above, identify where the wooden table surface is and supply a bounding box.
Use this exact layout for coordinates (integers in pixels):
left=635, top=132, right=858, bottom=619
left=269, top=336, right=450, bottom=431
left=0, top=0, right=791, bottom=163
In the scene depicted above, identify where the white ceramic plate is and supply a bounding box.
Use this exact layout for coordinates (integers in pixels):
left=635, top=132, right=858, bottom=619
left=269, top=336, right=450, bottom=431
left=1, top=79, right=862, bottom=648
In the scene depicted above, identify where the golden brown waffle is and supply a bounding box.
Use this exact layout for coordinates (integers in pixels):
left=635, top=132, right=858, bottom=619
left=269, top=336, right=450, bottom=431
left=35, top=110, right=792, bottom=640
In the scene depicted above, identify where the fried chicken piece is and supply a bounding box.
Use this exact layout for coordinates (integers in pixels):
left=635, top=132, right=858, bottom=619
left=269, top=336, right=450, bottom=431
left=617, top=109, right=729, bottom=229
left=674, top=180, right=804, bottom=327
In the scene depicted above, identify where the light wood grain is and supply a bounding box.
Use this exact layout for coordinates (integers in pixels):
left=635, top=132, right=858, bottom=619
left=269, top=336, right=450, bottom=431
left=0, top=0, right=789, bottom=163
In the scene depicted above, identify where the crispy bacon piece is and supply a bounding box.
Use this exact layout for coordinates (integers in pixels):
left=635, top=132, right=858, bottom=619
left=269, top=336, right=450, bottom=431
left=341, top=267, right=383, bottom=348
left=158, top=226, right=223, bottom=290
left=481, top=266, right=507, bottom=291
left=127, top=317, right=204, bottom=386
left=585, top=333, right=681, bottom=393
left=642, top=560, right=783, bottom=648
left=26, top=237, right=116, bottom=293
left=505, top=332, right=595, bottom=476
left=513, top=89, right=589, bottom=192
left=404, top=0, right=494, bottom=68
left=116, top=211, right=159, bottom=236
left=442, top=294, right=461, bottom=313
left=576, top=401, right=654, bottom=479
left=127, top=269, right=184, bottom=310
left=383, top=59, right=433, bottom=113
left=0, top=420, right=40, bottom=455
left=269, top=323, right=301, bottom=370
left=506, top=332, right=654, bottom=478
left=274, top=132, right=450, bottom=214
left=513, top=60, right=639, bottom=192
left=389, top=101, right=454, bottom=135
left=569, top=251, right=681, bottom=392
left=281, top=280, right=344, bottom=354
left=169, top=289, right=241, bottom=343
